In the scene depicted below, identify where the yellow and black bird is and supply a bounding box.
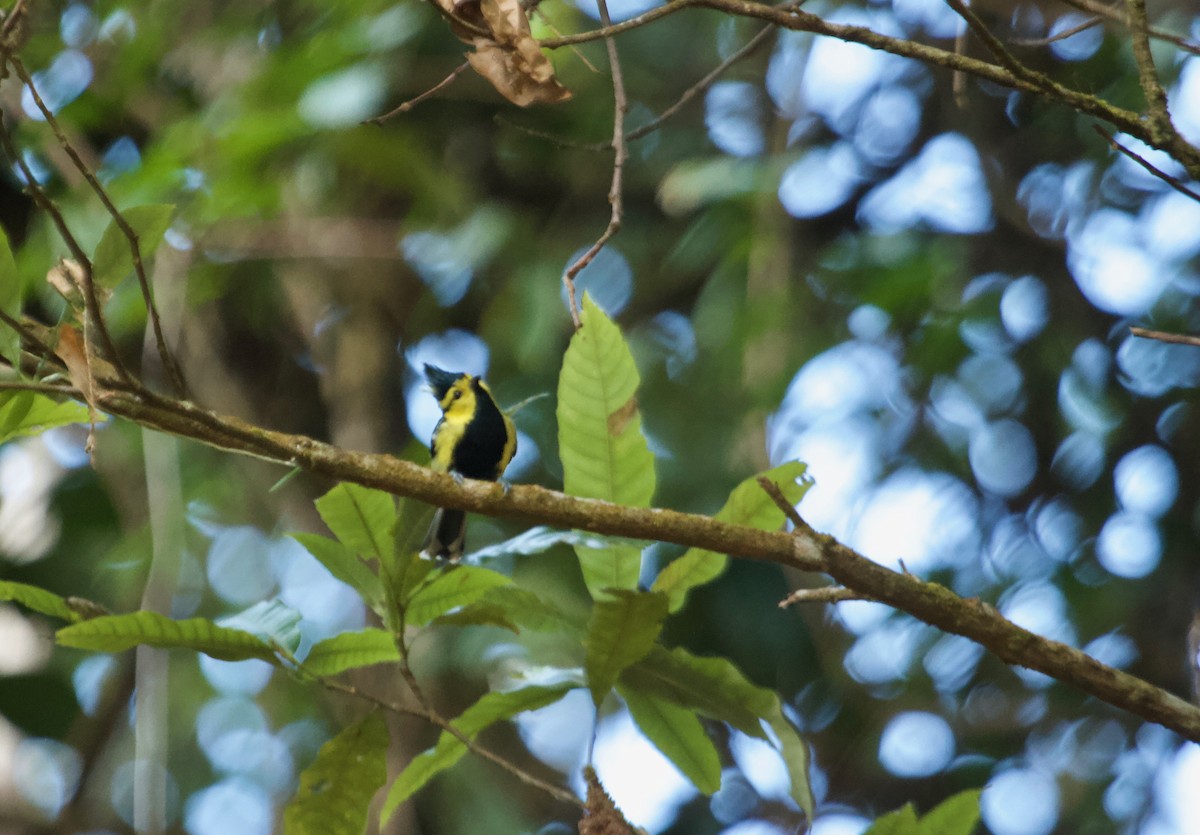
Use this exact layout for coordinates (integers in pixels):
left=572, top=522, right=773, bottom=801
left=421, top=364, right=517, bottom=561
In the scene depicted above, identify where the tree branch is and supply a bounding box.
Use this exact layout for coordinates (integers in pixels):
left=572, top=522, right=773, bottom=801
left=28, top=362, right=1199, bottom=742
left=1124, top=0, right=1173, bottom=141
left=1093, top=125, right=1200, bottom=203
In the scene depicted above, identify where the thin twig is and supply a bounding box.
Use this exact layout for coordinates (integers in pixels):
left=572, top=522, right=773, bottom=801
left=1093, top=125, right=1200, bottom=203
left=952, top=16, right=968, bottom=108
left=1011, top=14, right=1103, bottom=47
left=1124, top=0, right=1173, bottom=140
left=508, top=16, right=779, bottom=151
left=0, top=115, right=130, bottom=387
left=531, top=7, right=599, bottom=72
left=6, top=55, right=189, bottom=398
left=779, top=586, right=871, bottom=608
left=1055, top=0, right=1200, bottom=56
left=561, top=0, right=628, bottom=329
left=944, top=0, right=1050, bottom=91
left=1129, top=326, right=1200, bottom=347
left=367, top=61, right=471, bottom=126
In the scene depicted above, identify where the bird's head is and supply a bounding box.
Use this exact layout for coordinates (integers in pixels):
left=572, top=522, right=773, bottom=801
left=424, top=364, right=479, bottom=414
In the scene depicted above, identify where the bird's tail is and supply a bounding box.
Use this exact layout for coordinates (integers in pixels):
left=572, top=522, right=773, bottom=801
left=421, top=508, right=467, bottom=561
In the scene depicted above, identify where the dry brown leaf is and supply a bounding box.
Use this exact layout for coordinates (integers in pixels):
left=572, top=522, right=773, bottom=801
left=443, top=0, right=571, bottom=106
left=46, top=259, right=100, bottom=310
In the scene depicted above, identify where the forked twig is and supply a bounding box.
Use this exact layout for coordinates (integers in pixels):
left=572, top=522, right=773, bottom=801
left=6, top=55, right=189, bottom=398
left=561, top=0, right=628, bottom=328
left=367, top=61, right=471, bottom=126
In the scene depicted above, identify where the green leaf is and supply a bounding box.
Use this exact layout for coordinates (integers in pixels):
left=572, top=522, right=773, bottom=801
left=469, top=526, right=649, bottom=561
left=478, top=585, right=583, bottom=635
left=618, top=644, right=813, bottom=818
left=620, top=646, right=770, bottom=739
left=284, top=712, right=389, bottom=835
left=429, top=602, right=519, bottom=633
left=314, top=483, right=395, bottom=567
left=652, top=461, right=811, bottom=612
left=584, top=590, right=668, bottom=705
left=0, top=580, right=82, bottom=623
left=219, top=600, right=303, bottom=656
left=405, top=566, right=511, bottom=627
left=382, top=685, right=573, bottom=822
left=290, top=533, right=385, bottom=617
left=0, top=391, right=91, bottom=445
left=303, top=629, right=399, bottom=676
left=866, top=803, right=920, bottom=835
left=0, top=227, right=19, bottom=368
left=57, top=611, right=277, bottom=662
left=764, top=700, right=815, bottom=823
left=91, top=204, right=175, bottom=288
left=917, top=790, right=982, bottom=835
left=619, top=685, right=721, bottom=795
left=388, top=497, right=436, bottom=619
left=557, top=294, right=655, bottom=598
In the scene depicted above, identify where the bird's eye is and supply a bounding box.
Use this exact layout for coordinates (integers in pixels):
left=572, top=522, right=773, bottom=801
left=451, top=390, right=462, bottom=400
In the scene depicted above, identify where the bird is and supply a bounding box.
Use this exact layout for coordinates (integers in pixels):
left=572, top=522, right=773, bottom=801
left=421, top=363, right=517, bottom=561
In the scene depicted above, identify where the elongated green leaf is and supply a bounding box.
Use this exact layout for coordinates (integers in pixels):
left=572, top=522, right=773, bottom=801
left=57, top=611, right=277, bottom=662
left=0, top=228, right=19, bottom=368
left=219, top=600, right=303, bottom=656
left=620, top=645, right=813, bottom=818
left=652, top=461, right=811, bottom=612
left=916, top=790, right=981, bottom=835
left=557, top=294, right=655, bottom=598
left=382, top=685, right=573, bottom=822
left=0, top=580, right=81, bottom=623
left=284, top=712, right=389, bottom=835
left=291, top=533, right=385, bottom=616
left=0, top=392, right=90, bottom=445
left=405, top=566, right=511, bottom=627
left=303, top=629, right=399, bottom=676
left=92, top=204, right=175, bottom=288
left=764, top=700, right=814, bottom=822
left=584, top=590, right=667, bottom=705
left=314, top=483, right=395, bottom=567
left=619, top=685, right=721, bottom=795
left=866, top=803, right=919, bottom=835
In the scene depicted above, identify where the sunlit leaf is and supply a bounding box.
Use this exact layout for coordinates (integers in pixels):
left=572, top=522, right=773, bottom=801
left=558, top=294, right=655, bottom=598
left=0, top=580, right=82, bottom=623
left=291, top=532, right=385, bottom=616
left=405, top=565, right=511, bottom=627
left=764, top=700, right=814, bottom=822
left=0, top=227, right=19, bottom=368
left=584, top=590, right=668, bottom=705
left=284, top=711, right=389, bottom=835
left=468, top=526, right=648, bottom=561
left=865, top=803, right=919, bottom=835
left=219, top=600, right=303, bottom=656
left=57, top=611, right=277, bottom=662
left=0, top=391, right=90, bottom=445
left=916, top=789, right=982, bottom=835
left=653, top=461, right=811, bottom=611
left=91, top=204, right=175, bottom=289
left=382, top=684, right=573, bottom=821
left=303, top=629, right=399, bottom=676
left=619, top=685, right=721, bottom=795
left=314, top=482, right=395, bottom=567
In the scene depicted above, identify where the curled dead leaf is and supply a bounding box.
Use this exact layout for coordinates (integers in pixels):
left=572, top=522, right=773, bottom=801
left=46, top=259, right=100, bottom=310
left=441, top=0, right=571, bottom=106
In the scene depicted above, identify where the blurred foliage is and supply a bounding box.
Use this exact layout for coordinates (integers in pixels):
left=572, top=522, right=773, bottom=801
left=0, top=0, right=1198, bottom=833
